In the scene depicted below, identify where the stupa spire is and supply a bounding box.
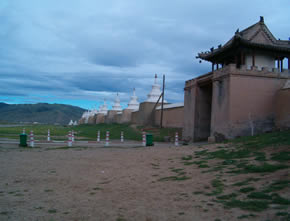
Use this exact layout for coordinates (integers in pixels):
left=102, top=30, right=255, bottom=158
left=112, top=93, right=122, bottom=111
left=127, top=88, right=139, bottom=110
left=146, top=74, right=167, bottom=103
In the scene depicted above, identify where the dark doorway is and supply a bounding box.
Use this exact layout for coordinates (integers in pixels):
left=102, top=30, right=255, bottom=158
left=194, top=82, right=213, bottom=141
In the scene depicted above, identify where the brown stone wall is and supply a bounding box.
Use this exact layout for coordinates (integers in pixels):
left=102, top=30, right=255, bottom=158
left=275, top=88, right=290, bottom=129
left=96, top=114, right=105, bottom=124
left=183, top=79, right=197, bottom=140
left=154, top=107, right=184, bottom=128
left=120, top=109, right=133, bottom=123
left=105, top=110, right=118, bottom=124
left=227, top=74, right=286, bottom=137
left=210, top=75, right=231, bottom=139
left=87, top=115, right=96, bottom=124
left=131, top=111, right=139, bottom=124
left=114, top=113, right=122, bottom=124
left=134, top=102, right=160, bottom=126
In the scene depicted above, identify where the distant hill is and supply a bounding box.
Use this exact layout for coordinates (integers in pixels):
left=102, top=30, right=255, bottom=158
left=0, top=103, right=85, bottom=125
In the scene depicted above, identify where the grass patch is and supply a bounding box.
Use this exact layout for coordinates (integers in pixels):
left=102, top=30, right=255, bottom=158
left=48, top=209, right=57, bottom=213
left=237, top=214, right=257, bottom=219
left=243, top=163, right=288, bottom=173
left=224, top=199, right=268, bottom=211
left=271, top=151, right=290, bottom=162
left=158, top=176, right=190, bottom=182
left=231, top=130, right=290, bottom=149
left=247, top=192, right=272, bottom=200
left=233, top=178, right=260, bottom=186
left=217, top=193, right=238, bottom=200
left=271, top=193, right=290, bottom=205
left=207, top=179, right=224, bottom=195
left=239, top=187, right=255, bottom=193
left=263, top=180, right=290, bottom=192
left=181, top=155, right=193, bottom=161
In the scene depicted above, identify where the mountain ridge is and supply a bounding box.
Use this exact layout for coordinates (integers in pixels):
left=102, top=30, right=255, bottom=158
left=0, top=102, right=85, bottom=124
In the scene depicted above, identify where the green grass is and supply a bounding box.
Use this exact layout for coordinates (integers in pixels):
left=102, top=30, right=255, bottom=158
left=207, top=179, right=224, bottom=195
left=247, top=192, right=272, bottom=200
left=158, top=176, right=190, bottom=182
left=233, top=178, right=260, bottom=186
left=239, top=187, right=255, bottom=193
left=0, top=124, right=142, bottom=141
left=231, top=130, right=290, bottom=149
left=224, top=199, right=269, bottom=211
left=271, top=151, right=290, bottom=162
left=243, top=163, right=288, bottom=173
left=263, top=180, right=290, bottom=192
left=216, top=193, right=238, bottom=200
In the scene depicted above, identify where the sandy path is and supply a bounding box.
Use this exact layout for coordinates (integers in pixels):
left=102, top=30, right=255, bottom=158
left=0, top=144, right=251, bottom=221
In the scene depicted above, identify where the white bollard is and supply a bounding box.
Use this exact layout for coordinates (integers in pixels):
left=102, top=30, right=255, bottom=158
left=47, top=129, right=51, bottom=142
left=105, top=131, right=109, bottom=146
left=29, top=130, right=34, bottom=147
left=97, top=130, right=100, bottom=142
left=121, top=131, right=124, bottom=143
left=71, top=130, right=75, bottom=142
left=22, top=128, right=26, bottom=134
left=175, top=132, right=179, bottom=146
left=68, top=131, right=72, bottom=147
left=142, top=131, right=146, bottom=147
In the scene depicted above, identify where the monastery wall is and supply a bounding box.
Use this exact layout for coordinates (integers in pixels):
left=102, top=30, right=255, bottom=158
left=105, top=110, right=118, bottom=124
left=154, top=106, right=184, bottom=128
left=275, top=87, right=290, bottom=129
left=120, top=109, right=133, bottom=124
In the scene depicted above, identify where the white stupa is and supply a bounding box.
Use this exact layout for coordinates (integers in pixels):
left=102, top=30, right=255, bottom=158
left=99, top=100, right=108, bottom=115
left=126, top=88, right=139, bottom=110
left=146, top=74, right=167, bottom=103
left=68, top=119, right=74, bottom=126
left=73, top=120, right=78, bottom=126
left=112, top=93, right=122, bottom=111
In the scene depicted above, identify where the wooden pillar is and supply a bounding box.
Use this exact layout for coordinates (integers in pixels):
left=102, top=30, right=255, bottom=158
left=212, top=63, right=214, bottom=72
left=288, top=57, right=290, bottom=70
left=216, top=64, right=219, bottom=70
left=277, top=58, right=280, bottom=71
left=252, top=51, right=255, bottom=67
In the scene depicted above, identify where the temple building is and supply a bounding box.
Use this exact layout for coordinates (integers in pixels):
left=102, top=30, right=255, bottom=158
left=183, top=17, right=290, bottom=142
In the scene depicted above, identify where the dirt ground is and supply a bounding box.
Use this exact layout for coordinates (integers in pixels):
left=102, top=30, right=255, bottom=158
left=0, top=141, right=286, bottom=221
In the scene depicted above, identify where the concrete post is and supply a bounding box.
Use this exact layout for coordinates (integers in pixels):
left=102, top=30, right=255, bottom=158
left=175, top=132, right=179, bottom=146
left=29, top=130, right=34, bottom=147
left=105, top=131, right=109, bottom=146
left=47, top=129, right=50, bottom=142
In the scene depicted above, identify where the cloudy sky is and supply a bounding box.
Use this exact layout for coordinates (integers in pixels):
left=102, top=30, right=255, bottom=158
left=1, top=0, right=289, bottom=109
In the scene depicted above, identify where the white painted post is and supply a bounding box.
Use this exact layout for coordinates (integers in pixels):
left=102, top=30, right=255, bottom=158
left=47, top=129, right=50, bottom=142
left=71, top=130, right=75, bottom=142
left=175, top=132, right=179, bottom=146
left=105, top=131, right=109, bottom=146
left=22, top=128, right=25, bottom=134
left=121, top=131, right=124, bottom=143
left=68, top=131, right=72, bottom=147
left=97, top=130, right=100, bottom=142
left=142, top=131, right=146, bottom=147
left=29, top=130, right=34, bottom=147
